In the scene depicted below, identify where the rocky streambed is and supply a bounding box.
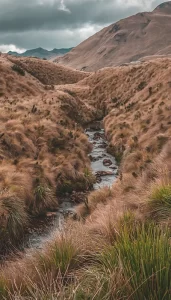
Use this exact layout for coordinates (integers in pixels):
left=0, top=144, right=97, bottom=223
left=18, top=124, right=118, bottom=252
left=86, top=127, right=118, bottom=190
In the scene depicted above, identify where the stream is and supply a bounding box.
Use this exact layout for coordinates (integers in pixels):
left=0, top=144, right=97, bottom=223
left=20, top=125, right=118, bottom=252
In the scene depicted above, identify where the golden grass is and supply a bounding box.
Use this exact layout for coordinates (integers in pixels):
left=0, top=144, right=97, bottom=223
left=8, top=56, right=89, bottom=85
left=0, top=55, right=96, bottom=248
left=1, top=56, right=171, bottom=298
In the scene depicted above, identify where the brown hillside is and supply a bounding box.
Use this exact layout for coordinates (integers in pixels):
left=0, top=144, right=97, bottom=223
left=8, top=55, right=89, bottom=85
left=0, top=55, right=43, bottom=98
left=0, top=56, right=98, bottom=252
left=55, top=1, right=171, bottom=71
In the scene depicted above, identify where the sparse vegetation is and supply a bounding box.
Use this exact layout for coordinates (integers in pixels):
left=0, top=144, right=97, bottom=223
left=11, top=64, right=25, bottom=76
left=8, top=56, right=88, bottom=85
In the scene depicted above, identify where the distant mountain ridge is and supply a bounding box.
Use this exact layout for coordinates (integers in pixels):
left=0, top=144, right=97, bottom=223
left=55, top=1, right=171, bottom=71
left=8, top=47, right=73, bottom=60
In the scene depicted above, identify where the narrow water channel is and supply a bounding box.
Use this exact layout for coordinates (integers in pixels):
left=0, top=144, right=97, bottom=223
left=20, top=125, right=118, bottom=252
left=86, top=127, right=118, bottom=190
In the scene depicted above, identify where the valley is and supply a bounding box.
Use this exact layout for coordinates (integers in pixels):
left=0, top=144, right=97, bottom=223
left=0, top=51, right=171, bottom=299
left=17, top=125, right=118, bottom=253
left=1, top=2, right=171, bottom=298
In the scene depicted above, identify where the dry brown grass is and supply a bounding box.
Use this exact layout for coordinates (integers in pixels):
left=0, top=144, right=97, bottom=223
left=0, top=55, right=97, bottom=249
left=1, top=55, right=171, bottom=298
left=8, top=55, right=89, bottom=85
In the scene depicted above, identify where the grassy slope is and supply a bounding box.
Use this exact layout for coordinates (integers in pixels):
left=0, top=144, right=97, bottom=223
left=0, top=55, right=97, bottom=251
left=55, top=3, right=171, bottom=71
left=7, top=55, right=89, bottom=85
left=1, top=57, right=171, bottom=298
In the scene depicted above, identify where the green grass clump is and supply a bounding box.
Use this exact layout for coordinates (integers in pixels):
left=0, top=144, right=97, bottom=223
left=147, top=184, right=171, bottom=221
left=95, top=214, right=171, bottom=299
left=38, top=236, right=80, bottom=276
left=32, top=184, right=56, bottom=215
left=0, top=276, right=7, bottom=299
left=57, top=172, right=95, bottom=196
left=0, top=194, right=28, bottom=246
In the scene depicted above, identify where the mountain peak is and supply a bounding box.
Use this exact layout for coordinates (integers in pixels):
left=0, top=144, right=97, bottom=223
left=153, top=1, right=171, bottom=13
left=8, top=47, right=73, bottom=60
left=56, top=3, right=171, bottom=71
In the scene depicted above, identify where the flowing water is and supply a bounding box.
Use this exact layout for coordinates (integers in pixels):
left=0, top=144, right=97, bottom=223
left=86, top=128, right=118, bottom=189
left=21, top=125, right=118, bottom=252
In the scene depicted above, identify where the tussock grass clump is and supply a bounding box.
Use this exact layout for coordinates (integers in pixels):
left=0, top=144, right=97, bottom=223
left=147, top=183, right=171, bottom=221
left=32, top=183, right=56, bottom=216
left=1, top=213, right=171, bottom=299
left=88, top=187, right=112, bottom=211
left=38, top=236, right=80, bottom=276
left=57, top=170, right=95, bottom=196
left=115, top=219, right=171, bottom=299
left=76, top=187, right=113, bottom=219
left=0, top=276, right=8, bottom=299
left=0, top=193, right=28, bottom=249
left=77, top=214, right=171, bottom=299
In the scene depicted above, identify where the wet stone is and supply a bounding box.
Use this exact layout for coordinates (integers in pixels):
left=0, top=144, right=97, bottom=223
left=97, top=142, right=107, bottom=148
left=109, top=166, right=118, bottom=170
left=46, top=212, right=57, bottom=218
left=103, top=159, right=113, bottom=166
left=93, top=132, right=105, bottom=140
left=96, top=171, right=114, bottom=177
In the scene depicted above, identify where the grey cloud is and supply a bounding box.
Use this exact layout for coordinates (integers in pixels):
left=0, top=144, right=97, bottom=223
left=0, top=0, right=141, bottom=32
left=0, top=0, right=166, bottom=49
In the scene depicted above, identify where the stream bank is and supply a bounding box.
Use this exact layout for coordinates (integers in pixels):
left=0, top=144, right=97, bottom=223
left=5, top=123, right=118, bottom=253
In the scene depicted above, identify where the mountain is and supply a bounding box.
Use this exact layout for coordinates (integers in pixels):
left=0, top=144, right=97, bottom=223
left=8, top=47, right=73, bottom=60
left=55, top=1, right=171, bottom=71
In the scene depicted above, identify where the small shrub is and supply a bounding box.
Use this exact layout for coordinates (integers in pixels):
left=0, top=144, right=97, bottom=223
left=137, top=81, right=147, bottom=91
left=132, top=135, right=138, bottom=143
left=111, top=97, right=118, bottom=104
left=48, top=137, right=65, bottom=152
left=107, top=145, right=123, bottom=164
left=58, top=179, right=73, bottom=195
left=11, top=64, right=25, bottom=76
left=84, top=168, right=95, bottom=182
left=31, top=104, right=37, bottom=114
left=149, top=86, right=152, bottom=95
left=157, top=134, right=168, bottom=150
left=147, top=184, right=171, bottom=221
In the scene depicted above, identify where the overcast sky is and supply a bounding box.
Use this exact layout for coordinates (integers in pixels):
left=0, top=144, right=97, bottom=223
left=0, top=0, right=166, bottom=53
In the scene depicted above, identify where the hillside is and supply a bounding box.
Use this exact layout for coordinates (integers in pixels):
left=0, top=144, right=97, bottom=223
left=1, top=55, right=171, bottom=298
left=8, top=47, right=73, bottom=60
left=0, top=55, right=98, bottom=254
left=55, top=1, right=171, bottom=71
left=7, top=55, right=89, bottom=85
